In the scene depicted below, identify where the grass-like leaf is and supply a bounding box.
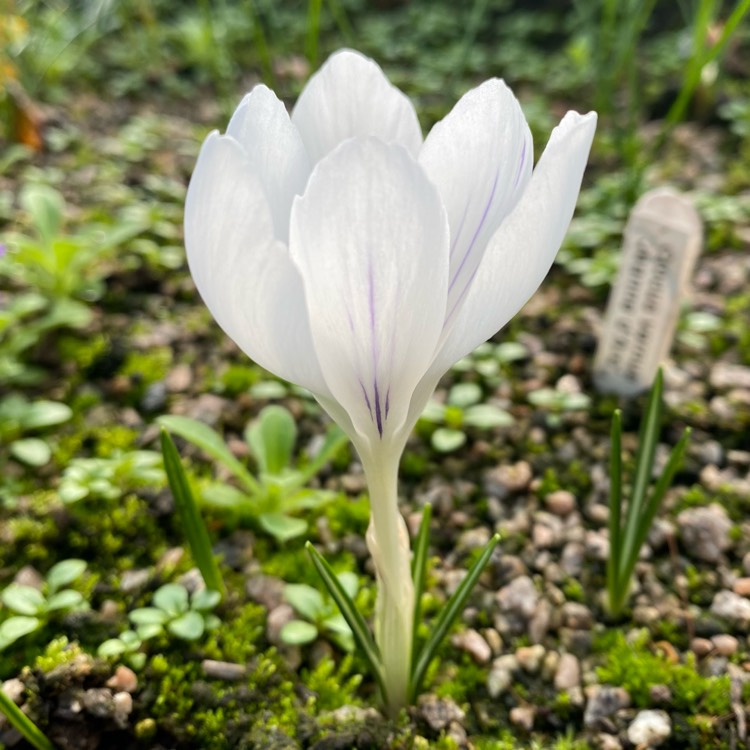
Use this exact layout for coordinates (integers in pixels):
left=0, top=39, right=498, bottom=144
left=158, top=415, right=260, bottom=494
left=411, top=503, right=432, bottom=664
left=305, top=542, right=386, bottom=701
left=160, top=428, right=225, bottom=598
left=0, top=687, right=55, bottom=750
left=409, top=532, right=500, bottom=703
left=607, top=409, right=623, bottom=607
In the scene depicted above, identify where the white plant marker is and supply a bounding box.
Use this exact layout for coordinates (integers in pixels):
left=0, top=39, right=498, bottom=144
left=594, top=188, right=703, bottom=396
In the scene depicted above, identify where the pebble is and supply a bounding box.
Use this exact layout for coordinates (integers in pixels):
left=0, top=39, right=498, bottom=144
left=483, top=461, right=532, bottom=499
left=266, top=604, right=296, bottom=644
left=13, top=565, right=43, bottom=589
left=711, top=590, right=750, bottom=624
left=112, top=691, right=133, bottom=728
left=554, top=653, right=581, bottom=690
left=245, top=573, right=285, bottom=610
left=509, top=705, right=535, bottom=731
left=562, top=602, right=593, bottom=630
left=627, top=709, right=671, bottom=747
left=710, top=362, right=750, bottom=390
left=83, top=687, right=115, bottom=718
left=1, top=679, right=24, bottom=705
left=515, top=644, right=546, bottom=673
left=202, top=659, right=247, bottom=680
left=450, top=629, right=491, bottom=665
left=165, top=363, right=193, bottom=392
left=676, top=504, right=732, bottom=563
left=545, top=490, right=576, bottom=516
left=711, top=634, right=739, bottom=656
left=560, top=542, right=585, bottom=577
left=583, top=686, right=630, bottom=729
left=690, top=637, right=714, bottom=657
left=106, top=666, right=138, bottom=693
left=119, top=568, right=151, bottom=593
left=487, top=655, right=518, bottom=698
left=417, top=694, right=465, bottom=731
left=733, top=577, right=750, bottom=596
left=496, top=575, right=539, bottom=619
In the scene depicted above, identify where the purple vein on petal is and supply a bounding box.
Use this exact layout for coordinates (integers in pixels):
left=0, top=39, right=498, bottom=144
left=373, top=380, right=383, bottom=437
left=448, top=169, right=500, bottom=294
left=367, top=255, right=385, bottom=438
left=449, top=201, right=470, bottom=260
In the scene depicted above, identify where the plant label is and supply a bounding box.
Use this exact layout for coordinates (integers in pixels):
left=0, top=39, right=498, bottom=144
left=593, top=188, right=702, bottom=396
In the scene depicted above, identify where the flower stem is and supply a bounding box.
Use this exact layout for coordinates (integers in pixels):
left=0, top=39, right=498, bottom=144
left=360, top=444, right=414, bottom=717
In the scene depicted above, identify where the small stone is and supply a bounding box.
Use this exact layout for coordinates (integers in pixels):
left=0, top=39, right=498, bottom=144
left=13, top=566, right=43, bottom=589
left=711, top=591, right=750, bottom=624
left=119, top=569, right=150, bottom=593
left=691, top=637, right=714, bottom=657
left=649, top=684, right=672, bottom=703
left=711, top=634, right=739, bottom=656
left=560, top=542, right=585, bottom=577
left=326, top=705, right=381, bottom=724
left=202, top=659, right=247, bottom=680
left=677, top=504, right=732, bottom=563
left=528, top=598, right=552, bottom=644
left=483, top=461, right=533, bottom=499
left=487, top=655, right=517, bottom=698
left=417, top=694, right=465, bottom=731
left=710, top=362, right=750, bottom=390
left=447, top=721, right=468, bottom=748
left=584, top=686, right=630, bottom=729
left=627, top=709, right=671, bottom=747
left=141, top=381, right=167, bottom=412
left=554, top=653, right=581, bottom=690
left=545, top=490, right=576, bottom=516
left=1, top=679, right=24, bottom=705
left=509, top=705, right=535, bottom=731
left=106, top=666, right=138, bottom=693
left=266, top=604, right=296, bottom=644
left=733, top=577, right=750, bottom=596
left=515, top=644, right=546, bottom=673
left=112, top=691, right=133, bottom=728
left=451, top=629, right=491, bottom=665
left=596, top=733, right=623, bottom=750
left=562, top=602, right=593, bottom=630
left=165, top=363, right=193, bottom=392
left=245, top=573, right=285, bottom=610
left=496, top=575, right=539, bottom=619
left=82, top=687, right=115, bottom=718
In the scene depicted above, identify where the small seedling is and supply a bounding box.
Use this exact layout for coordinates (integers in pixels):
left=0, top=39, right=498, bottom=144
left=0, top=394, right=72, bottom=467
left=0, top=559, right=88, bottom=651
left=128, top=583, right=221, bottom=642
left=420, top=382, right=513, bottom=453
left=159, top=404, right=348, bottom=542
left=58, top=450, right=164, bottom=504
left=281, top=573, right=359, bottom=652
left=97, top=629, right=146, bottom=670
left=607, top=369, right=691, bottom=616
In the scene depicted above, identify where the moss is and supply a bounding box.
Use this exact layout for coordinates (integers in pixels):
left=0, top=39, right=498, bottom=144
left=323, top=493, right=371, bottom=539
left=201, top=601, right=265, bottom=664
left=33, top=637, right=85, bottom=673
left=303, top=655, right=363, bottom=711
left=67, top=493, right=167, bottom=572
left=595, top=630, right=731, bottom=715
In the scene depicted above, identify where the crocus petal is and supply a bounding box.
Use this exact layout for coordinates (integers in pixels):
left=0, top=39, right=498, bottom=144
left=184, top=131, right=329, bottom=396
left=226, top=85, right=311, bottom=242
left=426, top=110, right=598, bottom=379
left=419, top=79, right=533, bottom=325
left=291, top=49, right=423, bottom=164
left=289, top=137, right=450, bottom=444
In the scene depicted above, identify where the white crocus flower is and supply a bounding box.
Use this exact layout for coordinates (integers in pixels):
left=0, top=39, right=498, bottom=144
left=184, top=48, right=596, bottom=713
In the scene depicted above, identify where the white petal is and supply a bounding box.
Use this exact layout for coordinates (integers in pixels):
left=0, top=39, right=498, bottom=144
left=427, top=110, right=598, bottom=378
left=291, top=49, right=423, bottom=164
left=420, top=79, right=533, bottom=324
left=184, top=131, right=329, bottom=396
left=226, top=85, right=310, bottom=242
left=289, top=137, right=449, bottom=444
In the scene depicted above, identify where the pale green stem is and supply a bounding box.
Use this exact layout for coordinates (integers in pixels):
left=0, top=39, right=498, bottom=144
left=360, top=442, right=414, bottom=717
